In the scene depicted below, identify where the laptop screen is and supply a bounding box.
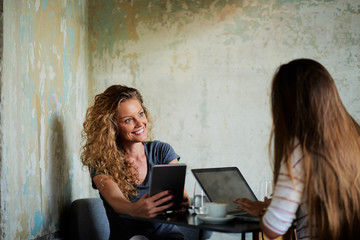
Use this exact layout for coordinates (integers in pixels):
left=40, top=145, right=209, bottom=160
left=191, top=167, right=257, bottom=214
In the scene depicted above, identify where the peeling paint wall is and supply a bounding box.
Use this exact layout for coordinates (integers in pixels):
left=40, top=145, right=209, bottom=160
left=1, top=0, right=94, bottom=239
left=0, top=0, right=359, bottom=239
left=88, top=0, right=360, bottom=210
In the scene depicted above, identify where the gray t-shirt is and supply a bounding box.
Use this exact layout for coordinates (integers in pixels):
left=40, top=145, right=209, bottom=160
left=133, top=140, right=180, bottom=202
left=91, top=140, right=182, bottom=240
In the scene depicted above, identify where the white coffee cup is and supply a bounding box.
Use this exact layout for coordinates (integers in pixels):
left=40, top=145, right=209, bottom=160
left=203, top=202, right=227, bottom=218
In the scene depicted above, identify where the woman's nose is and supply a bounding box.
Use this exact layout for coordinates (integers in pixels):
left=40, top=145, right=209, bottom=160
left=133, top=117, right=142, bottom=126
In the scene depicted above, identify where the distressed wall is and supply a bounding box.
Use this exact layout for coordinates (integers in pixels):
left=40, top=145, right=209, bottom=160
left=0, top=0, right=359, bottom=239
left=1, top=0, right=93, bottom=239
left=88, top=0, right=360, bottom=208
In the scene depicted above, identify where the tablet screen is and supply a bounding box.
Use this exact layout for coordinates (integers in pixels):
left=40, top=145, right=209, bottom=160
left=149, top=164, right=187, bottom=211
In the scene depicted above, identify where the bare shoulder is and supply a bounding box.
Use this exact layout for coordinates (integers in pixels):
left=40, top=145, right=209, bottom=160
left=93, top=174, right=116, bottom=190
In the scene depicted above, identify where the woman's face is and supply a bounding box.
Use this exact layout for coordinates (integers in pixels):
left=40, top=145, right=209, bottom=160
left=116, top=98, right=148, bottom=144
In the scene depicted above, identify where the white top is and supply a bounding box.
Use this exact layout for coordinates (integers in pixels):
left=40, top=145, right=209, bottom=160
left=262, top=143, right=313, bottom=239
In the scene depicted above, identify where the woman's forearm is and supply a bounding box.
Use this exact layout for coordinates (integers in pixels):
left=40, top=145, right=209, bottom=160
left=260, top=218, right=280, bottom=239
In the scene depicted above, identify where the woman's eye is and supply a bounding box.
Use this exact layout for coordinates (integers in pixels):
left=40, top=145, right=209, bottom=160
left=139, top=112, right=144, bottom=117
left=124, top=118, right=131, bottom=123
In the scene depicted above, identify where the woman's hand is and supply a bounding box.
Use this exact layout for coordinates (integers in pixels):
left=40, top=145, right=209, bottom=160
left=130, top=190, right=175, bottom=218
left=94, top=175, right=175, bottom=218
left=233, top=197, right=271, bottom=217
left=174, top=196, right=191, bottom=213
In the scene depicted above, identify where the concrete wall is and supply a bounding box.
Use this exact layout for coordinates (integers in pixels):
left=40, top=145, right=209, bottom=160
left=0, top=0, right=359, bottom=239
left=88, top=0, right=360, bottom=203
left=1, top=0, right=93, bottom=239
left=88, top=1, right=359, bottom=237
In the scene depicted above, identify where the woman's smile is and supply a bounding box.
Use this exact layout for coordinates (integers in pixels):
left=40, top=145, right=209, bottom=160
left=116, top=98, right=148, bottom=143
left=133, top=127, right=145, bottom=136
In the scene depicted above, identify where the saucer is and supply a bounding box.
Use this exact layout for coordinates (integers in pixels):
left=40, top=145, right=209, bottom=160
left=197, top=214, right=235, bottom=224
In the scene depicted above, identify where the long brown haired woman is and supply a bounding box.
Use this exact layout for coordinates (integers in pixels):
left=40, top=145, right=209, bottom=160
left=234, top=59, right=360, bottom=240
left=81, top=85, right=190, bottom=240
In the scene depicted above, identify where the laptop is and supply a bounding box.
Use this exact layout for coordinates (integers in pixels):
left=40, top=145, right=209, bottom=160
left=149, top=164, right=187, bottom=211
left=191, top=167, right=259, bottom=222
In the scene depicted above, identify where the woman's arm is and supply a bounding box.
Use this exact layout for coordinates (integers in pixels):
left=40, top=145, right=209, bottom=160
left=260, top=220, right=280, bottom=239
left=234, top=144, right=304, bottom=239
left=233, top=197, right=279, bottom=239
left=93, top=174, right=175, bottom=218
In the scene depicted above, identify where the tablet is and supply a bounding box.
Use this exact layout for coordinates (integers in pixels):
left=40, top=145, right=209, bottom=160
left=149, top=164, right=187, bottom=211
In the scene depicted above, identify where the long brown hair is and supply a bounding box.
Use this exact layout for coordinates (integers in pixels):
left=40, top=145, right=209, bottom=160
left=270, top=59, right=360, bottom=240
left=81, top=85, right=153, bottom=200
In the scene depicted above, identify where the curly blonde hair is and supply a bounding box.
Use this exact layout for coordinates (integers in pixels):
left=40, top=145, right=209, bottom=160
left=81, top=85, right=153, bottom=200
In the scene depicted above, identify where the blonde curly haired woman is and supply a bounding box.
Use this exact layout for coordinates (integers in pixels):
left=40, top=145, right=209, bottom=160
left=81, top=85, right=190, bottom=240
left=234, top=59, right=360, bottom=240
